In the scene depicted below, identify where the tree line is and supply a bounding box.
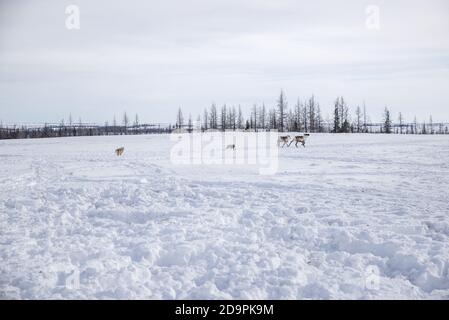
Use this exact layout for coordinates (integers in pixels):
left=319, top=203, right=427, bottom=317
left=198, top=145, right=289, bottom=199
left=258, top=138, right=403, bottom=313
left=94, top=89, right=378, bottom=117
left=0, top=112, right=171, bottom=140
left=2, top=93, right=448, bottom=140
left=175, top=90, right=449, bottom=135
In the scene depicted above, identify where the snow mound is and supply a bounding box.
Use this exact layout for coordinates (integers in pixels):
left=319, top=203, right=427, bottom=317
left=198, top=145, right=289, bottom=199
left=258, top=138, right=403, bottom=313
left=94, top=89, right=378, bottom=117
left=1, top=134, right=449, bottom=299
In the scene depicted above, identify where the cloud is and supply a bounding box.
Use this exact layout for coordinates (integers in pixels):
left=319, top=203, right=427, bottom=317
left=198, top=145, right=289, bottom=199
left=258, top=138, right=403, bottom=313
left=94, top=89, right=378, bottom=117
left=0, top=0, right=448, bottom=123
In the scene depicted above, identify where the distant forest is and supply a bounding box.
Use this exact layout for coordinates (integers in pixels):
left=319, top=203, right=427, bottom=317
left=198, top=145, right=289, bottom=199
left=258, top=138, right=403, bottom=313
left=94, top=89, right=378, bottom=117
left=175, top=91, right=448, bottom=135
left=1, top=91, right=448, bottom=140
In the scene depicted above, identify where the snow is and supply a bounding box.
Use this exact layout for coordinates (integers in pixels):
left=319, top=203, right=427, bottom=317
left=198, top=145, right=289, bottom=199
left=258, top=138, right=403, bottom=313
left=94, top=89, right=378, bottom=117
left=1, top=133, right=449, bottom=299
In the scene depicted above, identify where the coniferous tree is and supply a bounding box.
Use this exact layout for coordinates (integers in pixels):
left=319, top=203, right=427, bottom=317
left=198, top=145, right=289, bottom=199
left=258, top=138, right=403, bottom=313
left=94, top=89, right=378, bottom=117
left=414, top=116, right=418, bottom=134
left=333, top=98, right=340, bottom=133
left=260, top=103, right=266, bottom=130
left=230, top=106, right=237, bottom=130
left=245, top=120, right=250, bottom=131
left=188, top=114, right=193, bottom=132
left=237, top=106, right=243, bottom=130
left=196, top=114, right=201, bottom=131
left=339, top=97, right=350, bottom=133
left=383, top=107, right=392, bottom=134
left=429, top=115, right=434, bottom=134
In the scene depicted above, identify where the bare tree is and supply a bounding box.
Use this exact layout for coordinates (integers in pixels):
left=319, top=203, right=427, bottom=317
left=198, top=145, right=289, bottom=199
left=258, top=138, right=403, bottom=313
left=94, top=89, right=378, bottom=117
left=302, top=101, right=308, bottom=133
left=355, top=106, right=362, bottom=133
left=112, top=115, right=117, bottom=134
left=363, top=102, right=368, bottom=133
left=269, top=108, right=277, bottom=130
left=294, top=99, right=302, bottom=132
left=220, top=104, right=227, bottom=131
left=316, top=104, right=323, bottom=133
left=252, top=104, right=258, bottom=132
left=398, top=112, right=404, bottom=134
left=277, top=90, right=287, bottom=132
left=339, top=97, right=345, bottom=130
left=123, top=112, right=129, bottom=128
left=209, top=103, right=218, bottom=129
left=176, top=107, right=184, bottom=129
left=287, top=109, right=294, bottom=132
left=308, top=95, right=316, bottom=132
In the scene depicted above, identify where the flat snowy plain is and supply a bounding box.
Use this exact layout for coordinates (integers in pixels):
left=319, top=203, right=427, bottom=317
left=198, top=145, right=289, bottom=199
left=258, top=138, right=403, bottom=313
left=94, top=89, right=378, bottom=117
left=1, top=133, right=449, bottom=299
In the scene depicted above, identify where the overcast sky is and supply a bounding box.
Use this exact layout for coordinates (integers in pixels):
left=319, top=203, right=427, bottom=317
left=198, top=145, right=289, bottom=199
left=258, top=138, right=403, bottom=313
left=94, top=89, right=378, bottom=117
left=1, top=0, right=448, bottom=124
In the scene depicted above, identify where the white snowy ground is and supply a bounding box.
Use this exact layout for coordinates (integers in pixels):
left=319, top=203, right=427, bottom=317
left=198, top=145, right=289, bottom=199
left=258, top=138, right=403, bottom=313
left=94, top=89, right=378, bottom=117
left=1, top=133, right=449, bottom=299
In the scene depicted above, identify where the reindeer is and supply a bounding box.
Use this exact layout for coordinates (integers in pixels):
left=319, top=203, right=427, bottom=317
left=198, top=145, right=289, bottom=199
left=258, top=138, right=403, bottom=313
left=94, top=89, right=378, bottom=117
left=115, top=147, right=125, bottom=156
left=288, top=134, right=310, bottom=148
left=278, top=135, right=291, bottom=148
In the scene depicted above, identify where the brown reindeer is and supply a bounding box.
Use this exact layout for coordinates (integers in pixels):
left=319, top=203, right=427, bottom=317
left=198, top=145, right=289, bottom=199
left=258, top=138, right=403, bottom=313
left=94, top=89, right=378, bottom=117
left=278, top=135, right=291, bottom=148
left=115, top=147, right=125, bottom=156
left=288, top=134, right=310, bottom=148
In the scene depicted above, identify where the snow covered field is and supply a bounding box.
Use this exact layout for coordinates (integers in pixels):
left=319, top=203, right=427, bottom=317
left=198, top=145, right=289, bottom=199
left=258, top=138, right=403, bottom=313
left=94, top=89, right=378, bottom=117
left=1, top=133, right=449, bottom=299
